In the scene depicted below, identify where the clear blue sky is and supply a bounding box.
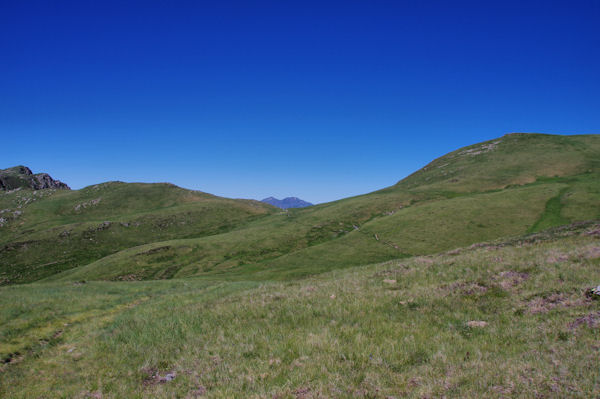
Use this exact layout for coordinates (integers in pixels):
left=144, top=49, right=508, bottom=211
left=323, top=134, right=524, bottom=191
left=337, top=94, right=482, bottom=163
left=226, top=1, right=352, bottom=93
left=1, top=1, right=598, bottom=203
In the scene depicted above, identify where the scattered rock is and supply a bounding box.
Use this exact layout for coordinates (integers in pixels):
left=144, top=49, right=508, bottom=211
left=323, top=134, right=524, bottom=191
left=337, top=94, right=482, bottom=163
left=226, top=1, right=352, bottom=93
left=330, top=294, right=336, bottom=299
left=458, top=140, right=501, bottom=156
left=584, top=286, right=600, bottom=300
left=0, top=208, right=24, bottom=227
left=0, top=165, right=70, bottom=191
left=142, top=369, right=176, bottom=386
left=97, top=221, right=112, bottom=230
left=74, top=198, right=101, bottom=211
left=159, top=372, right=176, bottom=383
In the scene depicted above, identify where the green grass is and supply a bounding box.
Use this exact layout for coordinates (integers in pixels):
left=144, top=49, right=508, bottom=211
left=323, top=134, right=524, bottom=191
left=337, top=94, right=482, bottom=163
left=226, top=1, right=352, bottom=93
left=527, top=187, right=570, bottom=233
left=2, top=133, right=600, bottom=397
left=0, top=182, right=275, bottom=284
left=2, top=133, right=600, bottom=285
left=43, top=177, right=596, bottom=283
left=393, top=133, right=600, bottom=192
left=1, top=223, right=599, bottom=397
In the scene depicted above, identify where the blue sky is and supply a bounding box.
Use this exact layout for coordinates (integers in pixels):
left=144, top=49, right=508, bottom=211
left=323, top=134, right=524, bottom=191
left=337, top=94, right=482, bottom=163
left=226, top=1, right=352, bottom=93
left=1, top=1, right=599, bottom=203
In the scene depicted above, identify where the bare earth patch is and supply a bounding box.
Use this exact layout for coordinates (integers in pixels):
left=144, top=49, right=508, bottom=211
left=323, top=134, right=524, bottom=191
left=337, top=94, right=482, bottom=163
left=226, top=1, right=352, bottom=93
left=584, top=228, right=600, bottom=238
left=527, top=293, right=566, bottom=314
left=445, top=281, right=488, bottom=296
left=569, top=311, right=600, bottom=330
left=495, top=271, right=529, bottom=290
left=527, top=293, right=590, bottom=314
left=546, top=250, right=569, bottom=263
left=294, top=386, right=311, bottom=399
left=582, top=246, right=600, bottom=259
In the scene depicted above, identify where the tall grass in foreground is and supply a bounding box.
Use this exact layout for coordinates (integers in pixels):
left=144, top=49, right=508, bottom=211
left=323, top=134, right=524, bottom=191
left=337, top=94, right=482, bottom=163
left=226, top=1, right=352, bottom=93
left=1, top=225, right=599, bottom=398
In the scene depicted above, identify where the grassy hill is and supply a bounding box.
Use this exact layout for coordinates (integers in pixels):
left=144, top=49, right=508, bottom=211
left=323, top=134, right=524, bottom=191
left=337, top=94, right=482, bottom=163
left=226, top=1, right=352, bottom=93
left=0, top=182, right=275, bottom=284
left=392, top=133, right=600, bottom=192
left=1, top=132, right=600, bottom=397
left=31, top=133, right=599, bottom=283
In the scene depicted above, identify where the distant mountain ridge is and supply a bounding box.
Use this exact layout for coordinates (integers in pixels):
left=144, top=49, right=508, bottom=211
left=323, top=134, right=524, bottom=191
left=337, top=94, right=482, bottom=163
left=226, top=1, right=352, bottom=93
left=261, top=196, right=313, bottom=209
left=0, top=165, right=70, bottom=191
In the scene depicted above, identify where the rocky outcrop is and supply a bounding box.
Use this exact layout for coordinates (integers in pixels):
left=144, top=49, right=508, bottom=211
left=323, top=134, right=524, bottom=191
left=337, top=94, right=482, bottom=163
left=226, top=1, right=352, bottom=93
left=0, top=166, right=70, bottom=191
left=261, top=196, right=313, bottom=209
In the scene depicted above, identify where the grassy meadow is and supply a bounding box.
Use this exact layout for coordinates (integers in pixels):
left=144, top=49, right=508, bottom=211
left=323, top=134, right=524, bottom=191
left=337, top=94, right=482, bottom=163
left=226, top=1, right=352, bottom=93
left=1, top=223, right=599, bottom=397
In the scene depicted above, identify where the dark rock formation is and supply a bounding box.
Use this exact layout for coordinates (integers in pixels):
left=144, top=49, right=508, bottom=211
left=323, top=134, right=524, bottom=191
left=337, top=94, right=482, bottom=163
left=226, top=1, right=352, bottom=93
left=261, top=196, right=313, bottom=209
left=0, top=166, right=70, bottom=191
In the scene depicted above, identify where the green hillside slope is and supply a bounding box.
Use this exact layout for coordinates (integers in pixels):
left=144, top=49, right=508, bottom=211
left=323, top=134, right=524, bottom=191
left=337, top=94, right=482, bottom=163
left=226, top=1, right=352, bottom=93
left=2, top=133, right=599, bottom=285
left=392, top=133, right=600, bottom=192
left=48, top=133, right=600, bottom=283
left=0, top=182, right=275, bottom=284
left=2, top=223, right=599, bottom=397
